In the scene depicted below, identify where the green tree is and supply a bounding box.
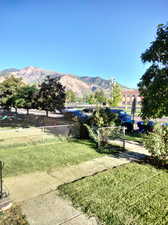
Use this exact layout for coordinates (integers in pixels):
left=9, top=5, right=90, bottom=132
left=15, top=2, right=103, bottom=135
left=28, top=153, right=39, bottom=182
left=66, top=90, right=76, bottom=103
left=0, top=75, right=24, bottom=111
left=37, top=76, right=66, bottom=116
left=15, top=85, right=38, bottom=115
left=138, top=24, right=168, bottom=119
left=86, top=91, right=106, bottom=105
left=94, top=90, right=107, bottom=104
left=107, top=83, right=122, bottom=107
left=86, top=93, right=97, bottom=104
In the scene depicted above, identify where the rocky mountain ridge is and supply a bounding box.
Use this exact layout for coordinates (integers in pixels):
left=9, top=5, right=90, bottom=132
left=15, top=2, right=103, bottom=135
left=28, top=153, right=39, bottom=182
left=0, top=66, right=132, bottom=96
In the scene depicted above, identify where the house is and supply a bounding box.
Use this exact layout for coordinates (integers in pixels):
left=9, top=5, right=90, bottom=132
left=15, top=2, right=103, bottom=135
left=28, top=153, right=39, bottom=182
left=122, top=89, right=141, bottom=105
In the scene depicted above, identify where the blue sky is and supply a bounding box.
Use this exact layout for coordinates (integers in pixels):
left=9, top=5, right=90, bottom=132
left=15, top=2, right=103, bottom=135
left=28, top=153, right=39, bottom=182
left=0, top=0, right=167, bottom=88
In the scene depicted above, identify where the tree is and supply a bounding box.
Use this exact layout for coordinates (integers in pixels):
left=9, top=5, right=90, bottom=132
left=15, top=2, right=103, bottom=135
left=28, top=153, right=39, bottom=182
left=138, top=24, right=168, bottom=119
left=107, top=83, right=122, bottom=107
left=0, top=76, right=24, bottom=111
left=94, top=90, right=107, bottom=104
left=37, top=76, right=66, bottom=116
left=86, top=93, right=97, bottom=104
left=86, top=90, right=107, bottom=105
left=66, top=90, right=76, bottom=103
left=15, top=85, right=38, bottom=114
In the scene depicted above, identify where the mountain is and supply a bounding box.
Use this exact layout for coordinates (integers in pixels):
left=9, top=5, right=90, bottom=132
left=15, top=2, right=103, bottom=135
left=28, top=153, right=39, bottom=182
left=0, top=68, right=19, bottom=76
left=80, top=76, right=114, bottom=92
left=1, top=66, right=64, bottom=84
left=0, top=66, right=132, bottom=96
left=60, top=75, right=91, bottom=96
left=80, top=76, right=132, bottom=91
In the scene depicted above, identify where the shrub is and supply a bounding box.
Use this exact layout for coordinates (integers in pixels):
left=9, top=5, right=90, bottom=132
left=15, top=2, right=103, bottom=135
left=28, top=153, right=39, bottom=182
left=84, top=124, right=99, bottom=145
left=0, top=205, right=29, bottom=225
left=89, top=107, right=121, bottom=128
left=144, top=124, right=168, bottom=163
left=84, top=107, right=122, bottom=148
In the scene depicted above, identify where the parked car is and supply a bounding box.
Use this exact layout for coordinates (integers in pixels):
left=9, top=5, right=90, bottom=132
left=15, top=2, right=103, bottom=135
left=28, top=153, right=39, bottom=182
left=83, top=108, right=95, bottom=113
left=105, top=108, right=134, bottom=132
left=0, top=112, right=17, bottom=120
left=161, top=122, right=168, bottom=126
left=137, top=121, right=155, bottom=133
left=63, top=109, right=89, bottom=122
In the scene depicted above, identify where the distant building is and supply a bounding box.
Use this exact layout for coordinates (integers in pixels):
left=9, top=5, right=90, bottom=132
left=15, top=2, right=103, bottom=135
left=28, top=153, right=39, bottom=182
left=122, top=89, right=141, bottom=105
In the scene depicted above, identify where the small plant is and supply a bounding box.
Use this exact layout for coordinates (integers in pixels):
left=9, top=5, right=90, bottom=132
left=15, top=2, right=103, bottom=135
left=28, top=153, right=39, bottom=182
left=85, top=124, right=122, bottom=148
left=84, top=124, right=99, bottom=145
left=99, top=126, right=122, bottom=147
left=0, top=205, right=29, bottom=225
left=144, top=124, right=168, bottom=164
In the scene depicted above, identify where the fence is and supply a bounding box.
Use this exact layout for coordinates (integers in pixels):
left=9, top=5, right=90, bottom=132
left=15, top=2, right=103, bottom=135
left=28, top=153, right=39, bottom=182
left=0, top=124, right=80, bottom=148
left=98, top=126, right=126, bottom=149
left=0, top=113, right=68, bottom=127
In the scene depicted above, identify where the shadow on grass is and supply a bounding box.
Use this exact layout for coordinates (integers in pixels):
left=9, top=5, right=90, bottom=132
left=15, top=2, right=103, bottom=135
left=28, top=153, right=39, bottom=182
left=67, top=139, right=145, bottom=160
left=142, top=157, right=168, bottom=170
left=97, top=144, right=124, bottom=156
left=97, top=142, right=168, bottom=170
left=0, top=112, right=70, bottom=129
left=70, top=138, right=98, bottom=149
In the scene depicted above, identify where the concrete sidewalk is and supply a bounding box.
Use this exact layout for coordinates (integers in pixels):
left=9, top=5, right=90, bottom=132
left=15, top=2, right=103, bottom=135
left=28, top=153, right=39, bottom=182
left=4, top=141, right=149, bottom=225
left=22, top=191, right=98, bottom=225
left=5, top=156, right=129, bottom=202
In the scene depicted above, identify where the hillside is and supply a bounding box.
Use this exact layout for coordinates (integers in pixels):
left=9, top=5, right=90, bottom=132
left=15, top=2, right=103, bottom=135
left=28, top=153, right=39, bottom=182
left=0, top=66, right=132, bottom=96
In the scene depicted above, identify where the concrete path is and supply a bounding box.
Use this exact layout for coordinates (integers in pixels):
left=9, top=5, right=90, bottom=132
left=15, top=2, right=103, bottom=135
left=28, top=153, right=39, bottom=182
left=111, top=139, right=150, bottom=160
left=22, top=191, right=98, bottom=225
left=4, top=141, right=149, bottom=225
left=5, top=156, right=129, bottom=202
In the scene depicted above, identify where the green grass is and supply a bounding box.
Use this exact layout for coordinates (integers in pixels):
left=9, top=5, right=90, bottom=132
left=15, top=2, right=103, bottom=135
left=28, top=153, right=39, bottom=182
left=59, top=162, right=168, bottom=225
left=123, top=134, right=143, bottom=143
left=0, top=127, right=59, bottom=149
left=0, top=139, right=103, bottom=177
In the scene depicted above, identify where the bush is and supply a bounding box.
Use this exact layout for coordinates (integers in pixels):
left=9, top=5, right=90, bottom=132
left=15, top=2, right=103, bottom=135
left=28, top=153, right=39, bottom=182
left=89, top=107, right=120, bottom=128
left=144, top=125, right=168, bottom=163
left=0, top=205, right=29, bottom=225
left=84, top=107, right=122, bottom=147
left=84, top=124, right=99, bottom=145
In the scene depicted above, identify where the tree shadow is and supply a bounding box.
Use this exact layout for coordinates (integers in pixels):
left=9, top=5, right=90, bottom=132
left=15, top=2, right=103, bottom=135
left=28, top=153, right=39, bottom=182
left=97, top=142, right=149, bottom=161
left=97, top=144, right=124, bottom=157
left=98, top=143, right=168, bottom=170
left=0, top=112, right=71, bottom=128
left=141, top=157, right=168, bottom=170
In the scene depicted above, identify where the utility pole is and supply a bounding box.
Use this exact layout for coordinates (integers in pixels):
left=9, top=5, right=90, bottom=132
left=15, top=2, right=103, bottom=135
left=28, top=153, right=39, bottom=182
left=0, top=161, right=4, bottom=199
left=131, top=95, right=137, bottom=129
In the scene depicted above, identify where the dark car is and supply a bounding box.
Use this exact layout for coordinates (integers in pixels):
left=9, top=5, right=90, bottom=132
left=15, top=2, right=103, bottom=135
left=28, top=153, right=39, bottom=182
left=107, top=109, right=132, bottom=123
left=64, top=109, right=89, bottom=122
left=83, top=108, right=95, bottom=113
left=106, top=108, right=134, bottom=132
left=137, top=120, right=155, bottom=133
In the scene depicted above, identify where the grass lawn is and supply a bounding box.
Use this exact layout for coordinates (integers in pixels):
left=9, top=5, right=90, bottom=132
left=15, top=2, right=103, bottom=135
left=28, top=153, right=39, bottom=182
left=0, top=127, right=58, bottom=149
left=0, top=139, right=103, bottom=177
left=59, top=162, right=168, bottom=225
left=123, top=134, right=143, bottom=143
